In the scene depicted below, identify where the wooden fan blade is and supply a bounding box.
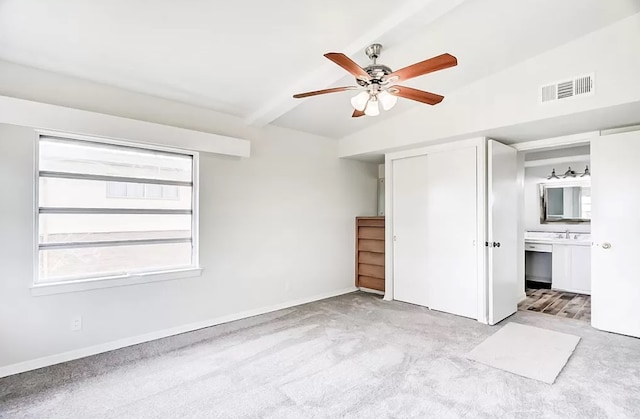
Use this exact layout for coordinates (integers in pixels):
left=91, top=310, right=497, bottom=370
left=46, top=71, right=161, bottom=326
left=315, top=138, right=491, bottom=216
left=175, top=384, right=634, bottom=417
left=352, top=109, right=365, bottom=118
left=324, top=53, right=370, bottom=80
left=293, top=86, right=357, bottom=99
left=391, top=86, right=444, bottom=105
left=386, top=53, right=457, bottom=83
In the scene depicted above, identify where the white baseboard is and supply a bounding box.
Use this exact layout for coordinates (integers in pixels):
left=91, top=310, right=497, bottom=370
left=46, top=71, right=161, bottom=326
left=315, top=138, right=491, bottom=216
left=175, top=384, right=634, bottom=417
left=0, top=286, right=358, bottom=378
left=358, top=287, right=384, bottom=296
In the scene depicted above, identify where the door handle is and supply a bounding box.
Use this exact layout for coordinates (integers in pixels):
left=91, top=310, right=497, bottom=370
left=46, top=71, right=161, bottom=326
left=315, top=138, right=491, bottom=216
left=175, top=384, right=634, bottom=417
left=493, top=242, right=501, bottom=248
left=602, top=242, right=611, bottom=249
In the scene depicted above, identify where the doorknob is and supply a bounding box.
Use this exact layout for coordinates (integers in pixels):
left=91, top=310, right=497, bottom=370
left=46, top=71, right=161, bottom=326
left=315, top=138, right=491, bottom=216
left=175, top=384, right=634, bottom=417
left=602, top=242, right=612, bottom=249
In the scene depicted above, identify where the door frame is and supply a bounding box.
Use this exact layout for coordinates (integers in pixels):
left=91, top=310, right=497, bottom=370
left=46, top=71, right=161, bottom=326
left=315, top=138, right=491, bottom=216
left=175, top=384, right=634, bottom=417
left=511, top=133, right=595, bottom=306
left=384, top=137, right=488, bottom=324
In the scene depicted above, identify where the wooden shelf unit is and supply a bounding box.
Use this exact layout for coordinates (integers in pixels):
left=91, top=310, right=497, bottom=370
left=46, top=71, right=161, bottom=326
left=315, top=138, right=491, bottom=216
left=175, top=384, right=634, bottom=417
left=355, top=216, right=385, bottom=292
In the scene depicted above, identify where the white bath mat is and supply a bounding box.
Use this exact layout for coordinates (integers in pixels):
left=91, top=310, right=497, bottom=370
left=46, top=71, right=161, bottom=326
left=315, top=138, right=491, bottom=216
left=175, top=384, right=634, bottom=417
left=467, top=322, right=580, bottom=384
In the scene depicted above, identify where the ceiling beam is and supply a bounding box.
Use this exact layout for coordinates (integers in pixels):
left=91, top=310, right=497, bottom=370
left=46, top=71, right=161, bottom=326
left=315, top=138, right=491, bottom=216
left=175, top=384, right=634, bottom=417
left=243, top=0, right=468, bottom=127
left=512, top=131, right=600, bottom=152
left=524, top=155, right=590, bottom=168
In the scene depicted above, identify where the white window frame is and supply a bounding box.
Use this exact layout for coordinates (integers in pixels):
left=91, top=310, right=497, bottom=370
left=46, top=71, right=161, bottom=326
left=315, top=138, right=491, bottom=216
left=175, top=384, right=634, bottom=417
left=32, top=130, right=202, bottom=296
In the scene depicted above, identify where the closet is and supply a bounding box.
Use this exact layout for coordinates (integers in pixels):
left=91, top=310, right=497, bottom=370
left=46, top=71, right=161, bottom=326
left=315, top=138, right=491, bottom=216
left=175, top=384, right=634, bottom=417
left=386, top=138, right=517, bottom=325
left=392, top=149, right=477, bottom=317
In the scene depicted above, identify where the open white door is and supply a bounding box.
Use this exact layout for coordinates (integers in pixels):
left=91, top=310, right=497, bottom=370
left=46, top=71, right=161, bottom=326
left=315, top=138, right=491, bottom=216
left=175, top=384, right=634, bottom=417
left=591, top=131, right=640, bottom=338
left=487, top=140, right=518, bottom=325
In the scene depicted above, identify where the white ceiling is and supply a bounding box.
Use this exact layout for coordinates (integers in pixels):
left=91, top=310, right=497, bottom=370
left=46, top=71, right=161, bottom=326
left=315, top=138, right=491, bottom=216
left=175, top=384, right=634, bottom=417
left=274, top=0, right=640, bottom=138
left=1, top=0, right=639, bottom=139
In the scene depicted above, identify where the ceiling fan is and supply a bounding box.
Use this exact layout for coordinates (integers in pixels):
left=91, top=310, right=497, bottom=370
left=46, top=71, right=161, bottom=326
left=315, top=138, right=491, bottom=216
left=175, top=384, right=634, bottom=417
left=293, top=44, right=457, bottom=118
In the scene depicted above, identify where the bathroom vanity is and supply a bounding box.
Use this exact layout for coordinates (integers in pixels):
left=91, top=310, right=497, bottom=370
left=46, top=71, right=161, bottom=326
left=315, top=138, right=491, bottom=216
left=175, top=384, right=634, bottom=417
left=525, top=231, right=591, bottom=295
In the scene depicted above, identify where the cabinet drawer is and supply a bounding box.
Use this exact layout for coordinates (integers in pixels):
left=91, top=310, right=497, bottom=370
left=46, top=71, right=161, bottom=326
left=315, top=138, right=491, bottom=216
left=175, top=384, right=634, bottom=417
left=525, top=242, right=552, bottom=253
left=358, top=226, right=385, bottom=240
left=358, top=239, right=385, bottom=253
left=358, top=275, right=385, bottom=291
left=359, top=251, right=385, bottom=266
left=358, top=263, right=385, bottom=279
left=357, top=218, right=385, bottom=227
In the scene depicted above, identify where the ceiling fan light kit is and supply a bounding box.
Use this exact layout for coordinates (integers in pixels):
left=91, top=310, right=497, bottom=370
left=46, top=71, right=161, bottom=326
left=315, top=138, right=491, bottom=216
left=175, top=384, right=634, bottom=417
left=364, top=96, right=380, bottom=116
left=377, top=90, right=398, bottom=110
left=293, top=43, right=457, bottom=118
left=351, top=91, right=370, bottom=111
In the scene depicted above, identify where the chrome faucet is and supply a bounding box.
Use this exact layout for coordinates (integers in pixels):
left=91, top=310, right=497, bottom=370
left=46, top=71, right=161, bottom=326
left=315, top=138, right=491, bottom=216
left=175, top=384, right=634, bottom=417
left=565, top=229, right=570, bottom=239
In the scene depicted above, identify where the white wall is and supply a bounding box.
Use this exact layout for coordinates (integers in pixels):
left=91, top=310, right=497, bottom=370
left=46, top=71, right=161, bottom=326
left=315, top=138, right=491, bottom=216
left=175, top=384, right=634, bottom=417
left=524, top=161, right=591, bottom=233
left=339, top=12, right=640, bottom=157
left=0, top=120, right=377, bottom=374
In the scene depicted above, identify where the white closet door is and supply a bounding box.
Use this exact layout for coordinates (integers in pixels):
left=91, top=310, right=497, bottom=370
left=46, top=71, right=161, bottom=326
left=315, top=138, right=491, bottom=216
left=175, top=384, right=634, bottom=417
left=392, top=154, right=430, bottom=306
left=424, top=147, right=478, bottom=319
left=592, top=131, right=640, bottom=338
left=487, top=140, right=518, bottom=325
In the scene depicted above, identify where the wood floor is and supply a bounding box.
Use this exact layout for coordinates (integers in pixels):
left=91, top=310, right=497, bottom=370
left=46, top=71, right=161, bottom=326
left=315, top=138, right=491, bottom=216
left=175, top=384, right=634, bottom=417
left=518, top=288, right=591, bottom=322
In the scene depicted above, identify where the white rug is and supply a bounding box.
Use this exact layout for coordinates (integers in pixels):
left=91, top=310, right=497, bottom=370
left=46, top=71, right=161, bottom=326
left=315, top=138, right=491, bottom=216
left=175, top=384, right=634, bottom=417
left=467, top=322, right=580, bottom=384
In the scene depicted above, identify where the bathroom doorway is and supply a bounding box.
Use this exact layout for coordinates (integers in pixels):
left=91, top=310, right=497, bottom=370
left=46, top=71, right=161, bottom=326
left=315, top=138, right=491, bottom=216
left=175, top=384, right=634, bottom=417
left=518, top=144, right=591, bottom=322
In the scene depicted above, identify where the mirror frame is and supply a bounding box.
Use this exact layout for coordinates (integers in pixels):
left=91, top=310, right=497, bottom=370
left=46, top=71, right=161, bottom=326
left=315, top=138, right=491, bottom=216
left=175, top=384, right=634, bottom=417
left=539, top=181, right=591, bottom=224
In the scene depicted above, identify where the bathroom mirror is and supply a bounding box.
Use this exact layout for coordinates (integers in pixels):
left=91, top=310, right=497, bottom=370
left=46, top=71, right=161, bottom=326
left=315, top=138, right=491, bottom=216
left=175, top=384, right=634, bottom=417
left=540, top=182, right=591, bottom=223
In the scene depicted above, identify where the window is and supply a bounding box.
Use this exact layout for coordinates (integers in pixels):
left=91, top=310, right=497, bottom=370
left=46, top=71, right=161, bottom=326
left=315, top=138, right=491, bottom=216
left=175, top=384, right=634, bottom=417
left=106, top=182, right=180, bottom=200
left=36, top=135, right=198, bottom=285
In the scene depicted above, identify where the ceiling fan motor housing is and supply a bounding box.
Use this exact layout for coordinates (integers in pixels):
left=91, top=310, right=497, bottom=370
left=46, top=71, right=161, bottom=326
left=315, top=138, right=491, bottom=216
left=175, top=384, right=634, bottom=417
left=356, top=43, right=393, bottom=86
left=356, top=64, right=393, bottom=86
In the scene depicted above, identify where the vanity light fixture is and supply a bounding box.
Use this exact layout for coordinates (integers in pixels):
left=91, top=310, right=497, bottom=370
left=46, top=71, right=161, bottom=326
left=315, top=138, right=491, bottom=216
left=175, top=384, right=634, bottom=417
left=580, top=165, right=590, bottom=177
left=547, top=165, right=590, bottom=180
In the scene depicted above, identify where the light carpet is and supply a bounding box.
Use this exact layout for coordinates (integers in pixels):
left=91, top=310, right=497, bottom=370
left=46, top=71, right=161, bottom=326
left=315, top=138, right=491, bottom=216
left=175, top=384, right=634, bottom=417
left=467, top=322, right=580, bottom=384
left=1, top=292, right=640, bottom=418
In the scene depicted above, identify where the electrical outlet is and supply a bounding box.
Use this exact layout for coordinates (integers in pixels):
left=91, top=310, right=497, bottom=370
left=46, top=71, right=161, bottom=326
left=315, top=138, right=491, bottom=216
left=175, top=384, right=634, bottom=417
left=71, top=316, right=82, bottom=331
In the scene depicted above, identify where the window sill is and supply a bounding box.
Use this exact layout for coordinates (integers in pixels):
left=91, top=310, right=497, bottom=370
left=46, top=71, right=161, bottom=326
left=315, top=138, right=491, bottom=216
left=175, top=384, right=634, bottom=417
left=30, top=267, right=203, bottom=296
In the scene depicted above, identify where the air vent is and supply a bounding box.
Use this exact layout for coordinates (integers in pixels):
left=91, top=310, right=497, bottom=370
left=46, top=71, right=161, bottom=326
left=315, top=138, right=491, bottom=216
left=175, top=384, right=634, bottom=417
left=541, top=84, right=556, bottom=102
left=541, top=73, right=594, bottom=103
left=574, top=75, right=593, bottom=95
left=557, top=81, right=574, bottom=99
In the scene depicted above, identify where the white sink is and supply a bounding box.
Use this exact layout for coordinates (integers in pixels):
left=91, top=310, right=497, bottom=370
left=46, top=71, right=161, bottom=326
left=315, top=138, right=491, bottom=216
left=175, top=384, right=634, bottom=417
left=525, top=231, right=591, bottom=246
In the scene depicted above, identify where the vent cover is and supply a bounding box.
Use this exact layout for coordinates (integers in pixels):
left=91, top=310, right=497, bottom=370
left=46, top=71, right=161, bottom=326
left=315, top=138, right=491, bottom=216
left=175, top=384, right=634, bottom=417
left=541, top=74, right=594, bottom=103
